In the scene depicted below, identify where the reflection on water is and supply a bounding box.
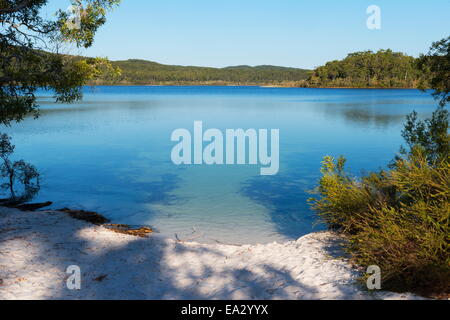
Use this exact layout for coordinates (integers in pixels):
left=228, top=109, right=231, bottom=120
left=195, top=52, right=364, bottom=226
left=2, top=86, right=437, bottom=244
left=316, top=99, right=434, bottom=128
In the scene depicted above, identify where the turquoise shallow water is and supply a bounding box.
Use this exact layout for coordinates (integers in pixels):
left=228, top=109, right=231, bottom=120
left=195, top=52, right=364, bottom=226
left=2, top=86, right=437, bottom=244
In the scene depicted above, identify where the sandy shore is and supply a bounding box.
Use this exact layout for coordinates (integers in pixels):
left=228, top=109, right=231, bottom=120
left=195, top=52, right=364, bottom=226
left=0, top=207, right=422, bottom=300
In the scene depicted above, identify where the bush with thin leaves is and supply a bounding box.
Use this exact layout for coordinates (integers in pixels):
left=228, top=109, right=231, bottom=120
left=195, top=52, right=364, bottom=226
left=310, top=105, right=450, bottom=297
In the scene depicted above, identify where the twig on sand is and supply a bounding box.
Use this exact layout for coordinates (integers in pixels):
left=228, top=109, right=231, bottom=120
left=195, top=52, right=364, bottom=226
left=58, top=208, right=153, bottom=238
left=174, top=231, right=204, bottom=243
left=94, top=275, right=108, bottom=282
left=103, top=224, right=153, bottom=238
left=59, top=208, right=110, bottom=225
left=210, top=238, right=242, bottom=247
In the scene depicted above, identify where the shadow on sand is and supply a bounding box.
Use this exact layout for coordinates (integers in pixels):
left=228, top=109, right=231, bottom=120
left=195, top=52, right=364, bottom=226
left=0, top=208, right=365, bottom=300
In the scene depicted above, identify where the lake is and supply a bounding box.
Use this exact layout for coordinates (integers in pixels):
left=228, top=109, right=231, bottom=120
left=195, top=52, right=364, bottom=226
left=2, top=86, right=437, bottom=244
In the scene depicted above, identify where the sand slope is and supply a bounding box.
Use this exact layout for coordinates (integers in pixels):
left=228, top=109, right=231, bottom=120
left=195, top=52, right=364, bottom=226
left=0, top=207, right=422, bottom=300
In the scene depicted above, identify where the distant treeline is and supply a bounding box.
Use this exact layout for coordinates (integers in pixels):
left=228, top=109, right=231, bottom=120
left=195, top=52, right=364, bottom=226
left=304, top=50, right=427, bottom=88
left=93, top=59, right=310, bottom=86
left=91, top=50, right=430, bottom=88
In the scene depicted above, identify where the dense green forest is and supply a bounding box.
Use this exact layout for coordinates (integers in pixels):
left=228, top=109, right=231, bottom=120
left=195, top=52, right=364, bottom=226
left=305, top=49, right=426, bottom=88
left=92, top=50, right=428, bottom=88
left=93, top=59, right=310, bottom=85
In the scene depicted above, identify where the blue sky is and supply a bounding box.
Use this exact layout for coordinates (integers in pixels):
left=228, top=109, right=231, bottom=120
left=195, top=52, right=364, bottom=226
left=46, top=0, right=450, bottom=69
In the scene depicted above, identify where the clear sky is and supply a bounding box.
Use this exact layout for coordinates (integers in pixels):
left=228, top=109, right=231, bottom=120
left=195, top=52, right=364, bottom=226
left=46, top=0, right=450, bottom=69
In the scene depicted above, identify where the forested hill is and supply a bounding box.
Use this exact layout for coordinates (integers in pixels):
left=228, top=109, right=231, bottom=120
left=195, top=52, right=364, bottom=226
left=93, top=59, right=311, bottom=85
left=305, top=50, right=426, bottom=88
left=91, top=50, right=428, bottom=88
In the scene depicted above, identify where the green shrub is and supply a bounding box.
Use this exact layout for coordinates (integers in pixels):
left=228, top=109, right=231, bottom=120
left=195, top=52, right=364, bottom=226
left=310, top=151, right=449, bottom=297
left=310, top=104, right=450, bottom=297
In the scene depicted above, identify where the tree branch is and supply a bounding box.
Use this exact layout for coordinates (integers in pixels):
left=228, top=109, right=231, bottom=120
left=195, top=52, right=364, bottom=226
left=0, top=0, right=32, bottom=14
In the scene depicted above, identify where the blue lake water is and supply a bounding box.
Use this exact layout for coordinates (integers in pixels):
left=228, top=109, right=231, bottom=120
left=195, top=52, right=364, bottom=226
left=2, top=86, right=437, bottom=244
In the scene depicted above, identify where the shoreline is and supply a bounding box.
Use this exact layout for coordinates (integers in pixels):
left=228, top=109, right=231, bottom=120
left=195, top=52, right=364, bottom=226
left=0, top=206, right=423, bottom=300
left=88, top=83, right=423, bottom=89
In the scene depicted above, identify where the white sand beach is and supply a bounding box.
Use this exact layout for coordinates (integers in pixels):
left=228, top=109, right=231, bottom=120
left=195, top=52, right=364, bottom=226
left=0, top=207, right=422, bottom=300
